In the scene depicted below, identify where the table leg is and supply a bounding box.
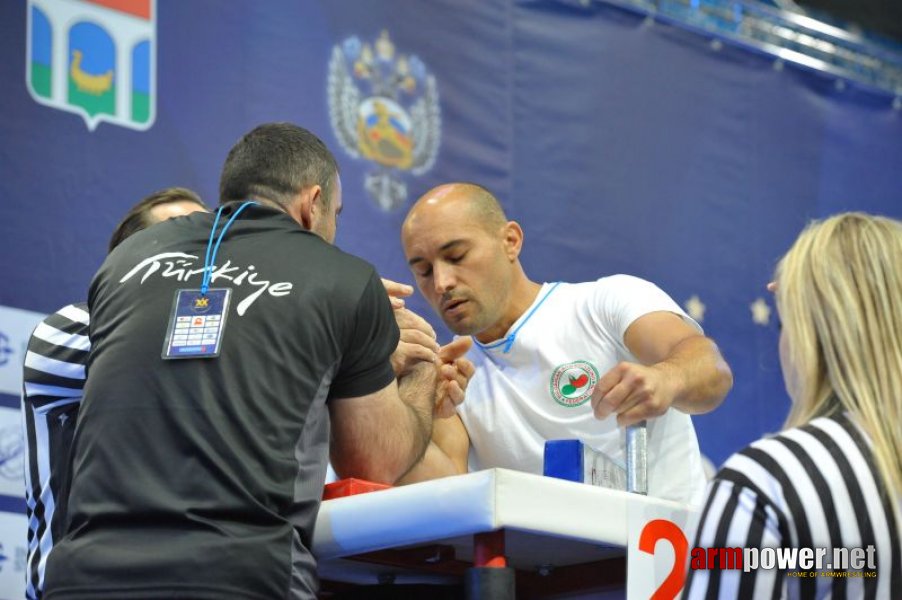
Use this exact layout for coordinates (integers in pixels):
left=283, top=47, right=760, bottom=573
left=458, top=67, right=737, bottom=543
left=466, top=530, right=515, bottom=599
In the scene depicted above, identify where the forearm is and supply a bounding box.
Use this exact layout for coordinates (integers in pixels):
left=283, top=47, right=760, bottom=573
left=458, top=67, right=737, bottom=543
left=398, top=413, right=469, bottom=484
left=397, top=441, right=460, bottom=484
left=399, top=342, right=476, bottom=484
left=329, top=363, right=436, bottom=484
left=394, top=361, right=438, bottom=476
left=656, top=336, right=732, bottom=414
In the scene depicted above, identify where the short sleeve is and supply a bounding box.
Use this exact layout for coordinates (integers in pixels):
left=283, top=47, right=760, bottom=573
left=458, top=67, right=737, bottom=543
left=683, top=475, right=786, bottom=599
left=591, top=275, right=702, bottom=351
left=23, top=302, right=90, bottom=408
left=328, top=271, right=400, bottom=400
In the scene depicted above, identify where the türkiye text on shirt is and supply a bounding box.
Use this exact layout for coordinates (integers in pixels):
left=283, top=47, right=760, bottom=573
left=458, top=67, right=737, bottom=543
left=119, top=252, right=292, bottom=315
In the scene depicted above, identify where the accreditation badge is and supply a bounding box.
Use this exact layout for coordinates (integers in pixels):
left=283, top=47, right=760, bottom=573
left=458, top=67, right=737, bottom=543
left=162, top=288, right=231, bottom=359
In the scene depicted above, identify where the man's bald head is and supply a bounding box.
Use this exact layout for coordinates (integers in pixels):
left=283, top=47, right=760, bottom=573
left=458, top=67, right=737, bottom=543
left=404, top=182, right=507, bottom=236
left=401, top=182, right=531, bottom=342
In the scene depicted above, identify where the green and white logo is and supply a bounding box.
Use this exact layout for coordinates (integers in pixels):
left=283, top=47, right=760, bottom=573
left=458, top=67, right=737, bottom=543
left=549, top=360, right=598, bottom=407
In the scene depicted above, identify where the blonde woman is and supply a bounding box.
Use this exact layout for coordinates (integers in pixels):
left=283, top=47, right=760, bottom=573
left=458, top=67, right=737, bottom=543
left=685, top=213, right=902, bottom=599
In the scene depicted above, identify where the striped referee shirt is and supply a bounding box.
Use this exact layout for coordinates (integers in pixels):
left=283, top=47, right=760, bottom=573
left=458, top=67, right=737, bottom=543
left=684, top=413, right=901, bottom=599
left=21, top=303, right=90, bottom=600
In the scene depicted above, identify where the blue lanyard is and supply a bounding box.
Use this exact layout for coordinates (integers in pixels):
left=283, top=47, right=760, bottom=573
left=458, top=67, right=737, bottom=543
left=200, top=200, right=257, bottom=296
left=477, top=282, right=562, bottom=354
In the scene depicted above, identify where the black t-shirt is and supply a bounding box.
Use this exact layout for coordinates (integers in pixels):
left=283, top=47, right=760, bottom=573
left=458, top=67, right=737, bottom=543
left=44, top=204, right=399, bottom=600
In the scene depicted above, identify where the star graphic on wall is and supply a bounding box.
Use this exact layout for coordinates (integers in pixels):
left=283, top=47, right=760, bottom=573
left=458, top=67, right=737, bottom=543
left=684, top=295, right=706, bottom=322
left=750, top=297, right=772, bottom=326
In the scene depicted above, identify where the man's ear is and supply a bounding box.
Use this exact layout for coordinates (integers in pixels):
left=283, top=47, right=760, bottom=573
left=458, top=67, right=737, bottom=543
left=502, top=221, right=524, bottom=261
left=295, top=185, right=323, bottom=231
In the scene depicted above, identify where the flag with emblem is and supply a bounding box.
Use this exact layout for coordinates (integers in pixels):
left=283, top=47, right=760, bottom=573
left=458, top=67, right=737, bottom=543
left=27, top=0, right=156, bottom=131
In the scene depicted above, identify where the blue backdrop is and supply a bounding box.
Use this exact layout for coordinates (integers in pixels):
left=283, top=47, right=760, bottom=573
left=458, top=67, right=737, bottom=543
left=0, top=1, right=900, bottom=593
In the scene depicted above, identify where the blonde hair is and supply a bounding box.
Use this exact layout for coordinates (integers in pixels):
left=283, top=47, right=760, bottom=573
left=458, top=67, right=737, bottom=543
left=775, top=212, right=902, bottom=502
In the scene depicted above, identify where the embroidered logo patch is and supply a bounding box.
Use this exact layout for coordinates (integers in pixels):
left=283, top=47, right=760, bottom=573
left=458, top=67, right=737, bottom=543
left=550, top=360, right=598, bottom=407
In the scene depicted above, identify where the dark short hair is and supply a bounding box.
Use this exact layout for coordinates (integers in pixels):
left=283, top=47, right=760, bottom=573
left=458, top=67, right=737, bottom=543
left=108, top=187, right=205, bottom=253
left=218, top=123, right=339, bottom=210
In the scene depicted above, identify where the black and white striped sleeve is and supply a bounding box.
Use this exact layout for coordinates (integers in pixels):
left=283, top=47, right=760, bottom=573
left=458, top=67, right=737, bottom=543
left=683, top=470, right=787, bottom=599
left=23, top=303, right=90, bottom=406
left=21, top=302, right=90, bottom=600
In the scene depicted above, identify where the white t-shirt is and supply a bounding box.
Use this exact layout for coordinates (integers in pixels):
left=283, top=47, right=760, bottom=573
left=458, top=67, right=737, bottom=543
left=458, top=275, right=707, bottom=506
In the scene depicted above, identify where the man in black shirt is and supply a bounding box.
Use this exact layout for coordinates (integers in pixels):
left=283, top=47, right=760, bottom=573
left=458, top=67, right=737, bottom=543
left=44, top=123, right=440, bottom=599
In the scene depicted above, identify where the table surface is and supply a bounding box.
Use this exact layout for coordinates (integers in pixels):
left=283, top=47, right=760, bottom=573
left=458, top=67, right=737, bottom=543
left=313, top=468, right=690, bottom=585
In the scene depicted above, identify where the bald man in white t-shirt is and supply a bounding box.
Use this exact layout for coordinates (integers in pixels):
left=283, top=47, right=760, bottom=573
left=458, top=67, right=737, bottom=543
left=398, top=183, right=733, bottom=506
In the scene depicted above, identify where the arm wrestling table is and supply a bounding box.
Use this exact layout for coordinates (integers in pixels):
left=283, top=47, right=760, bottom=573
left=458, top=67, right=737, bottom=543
left=313, top=467, right=697, bottom=599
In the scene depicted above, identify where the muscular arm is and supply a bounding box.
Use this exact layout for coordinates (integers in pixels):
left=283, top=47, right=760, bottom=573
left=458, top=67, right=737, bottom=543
left=397, top=338, right=475, bottom=484
left=397, top=414, right=469, bottom=484
left=626, top=311, right=732, bottom=414
left=592, top=311, right=732, bottom=426
left=329, top=361, right=437, bottom=484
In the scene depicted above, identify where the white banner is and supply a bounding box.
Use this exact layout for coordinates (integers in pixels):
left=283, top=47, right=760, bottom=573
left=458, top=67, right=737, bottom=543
left=0, top=305, right=47, bottom=397
left=0, top=407, right=24, bottom=499
left=0, top=509, right=27, bottom=600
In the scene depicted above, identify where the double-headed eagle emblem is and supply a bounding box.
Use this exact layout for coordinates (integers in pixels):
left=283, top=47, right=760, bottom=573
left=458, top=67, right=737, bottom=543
left=328, top=31, right=441, bottom=212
